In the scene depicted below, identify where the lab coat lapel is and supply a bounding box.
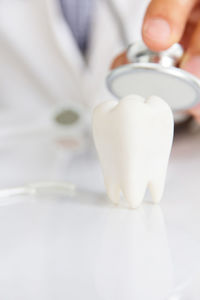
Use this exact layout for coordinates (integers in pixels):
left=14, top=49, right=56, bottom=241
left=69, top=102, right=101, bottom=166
left=43, top=0, right=92, bottom=106
left=83, top=0, right=124, bottom=106
left=45, top=0, right=85, bottom=77
left=46, top=0, right=124, bottom=107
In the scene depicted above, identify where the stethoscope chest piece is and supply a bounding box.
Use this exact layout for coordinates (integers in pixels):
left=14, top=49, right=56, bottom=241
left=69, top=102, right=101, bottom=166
left=107, top=42, right=200, bottom=122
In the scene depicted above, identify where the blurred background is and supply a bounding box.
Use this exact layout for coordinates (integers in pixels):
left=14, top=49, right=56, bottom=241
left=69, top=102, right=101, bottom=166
left=0, top=0, right=150, bottom=189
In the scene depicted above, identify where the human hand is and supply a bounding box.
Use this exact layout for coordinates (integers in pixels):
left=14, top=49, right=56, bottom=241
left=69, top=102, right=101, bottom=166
left=112, top=0, right=200, bottom=121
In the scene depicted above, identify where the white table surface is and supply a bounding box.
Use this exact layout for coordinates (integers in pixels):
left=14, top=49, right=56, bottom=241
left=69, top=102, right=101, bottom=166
left=0, top=125, right=200, bottom=300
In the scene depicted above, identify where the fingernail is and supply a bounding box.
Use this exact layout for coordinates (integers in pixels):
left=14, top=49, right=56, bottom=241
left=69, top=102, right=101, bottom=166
left=143, top=18, right=171, bottom=42
left=182, top=56, right=200, bottom=78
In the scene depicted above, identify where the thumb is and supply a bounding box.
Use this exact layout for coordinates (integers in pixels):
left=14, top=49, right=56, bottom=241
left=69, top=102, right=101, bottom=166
left=142, top=0, right=196, bottom=51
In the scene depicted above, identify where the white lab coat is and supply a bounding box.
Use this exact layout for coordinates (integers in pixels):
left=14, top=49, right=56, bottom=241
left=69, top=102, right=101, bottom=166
left=0, top=0, right=149, bottom=116
left=0, top=0, right=150, bottom=186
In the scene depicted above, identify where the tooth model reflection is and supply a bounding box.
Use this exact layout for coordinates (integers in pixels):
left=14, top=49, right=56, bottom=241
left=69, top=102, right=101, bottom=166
left=92, top=95, right=174, bottom=208
left=94, top=206, right=173, bottom=300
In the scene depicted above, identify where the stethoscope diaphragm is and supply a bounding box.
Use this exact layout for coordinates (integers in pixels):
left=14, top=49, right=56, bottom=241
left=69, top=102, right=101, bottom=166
left=107, top=42, right=200, bottom=122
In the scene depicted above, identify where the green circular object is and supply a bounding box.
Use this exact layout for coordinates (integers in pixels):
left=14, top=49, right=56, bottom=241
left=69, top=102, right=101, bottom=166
left=55, top=109, right=80, bottom=126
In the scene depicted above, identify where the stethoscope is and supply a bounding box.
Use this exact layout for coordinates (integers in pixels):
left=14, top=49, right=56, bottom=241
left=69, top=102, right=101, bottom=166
left=54, top=0, right=200, bottom=125
left=104, top=0, right=200, bottom=123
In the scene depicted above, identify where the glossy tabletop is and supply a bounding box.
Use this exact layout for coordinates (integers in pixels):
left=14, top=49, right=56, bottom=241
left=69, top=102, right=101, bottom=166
left=0, top=125, right=200, bottom=300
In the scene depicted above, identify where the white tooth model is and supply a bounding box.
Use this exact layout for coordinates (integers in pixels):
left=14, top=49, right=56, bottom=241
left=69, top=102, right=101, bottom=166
left=92, top=95, right=174, bottom=208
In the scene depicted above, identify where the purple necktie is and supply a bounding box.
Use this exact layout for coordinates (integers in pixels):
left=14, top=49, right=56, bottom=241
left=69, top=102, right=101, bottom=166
left=59, top=0, right=94, bottom=54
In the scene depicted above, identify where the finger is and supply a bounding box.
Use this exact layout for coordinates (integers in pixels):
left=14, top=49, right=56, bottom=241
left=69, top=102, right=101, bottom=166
left=180, top=19, right=200, bottom=121
left=188, top=105, right=200, bottom=123
left=179, top=3, right=200, bottom=50
left=179, top=22, right=196, bottom=51
left=180, top=20, right=200, bottom=78
left=110, top=51, right=128, bottom=69
left=142, top=0, right=197, bottom=51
